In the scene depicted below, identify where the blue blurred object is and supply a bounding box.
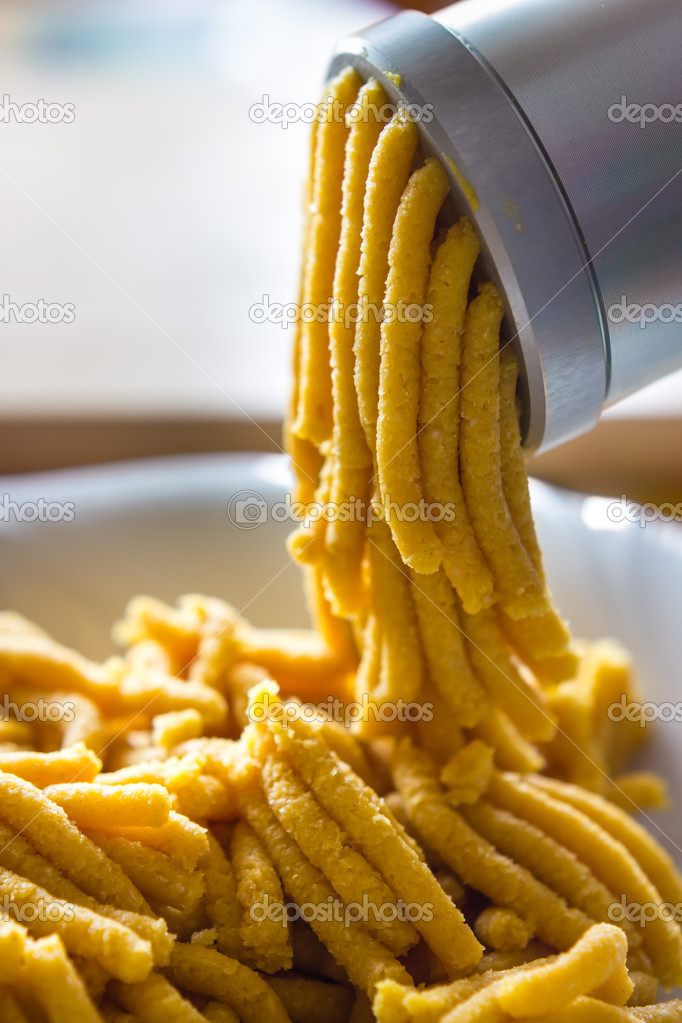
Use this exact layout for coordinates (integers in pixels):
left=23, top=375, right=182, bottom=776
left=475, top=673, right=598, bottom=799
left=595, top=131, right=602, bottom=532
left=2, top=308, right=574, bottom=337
left=3, top=3, right=216, bottom=65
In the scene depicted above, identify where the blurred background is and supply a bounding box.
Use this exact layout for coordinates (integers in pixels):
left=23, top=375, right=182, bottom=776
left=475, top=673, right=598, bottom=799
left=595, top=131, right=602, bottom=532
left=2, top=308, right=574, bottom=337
left=1, top=0, right=681, bottom=501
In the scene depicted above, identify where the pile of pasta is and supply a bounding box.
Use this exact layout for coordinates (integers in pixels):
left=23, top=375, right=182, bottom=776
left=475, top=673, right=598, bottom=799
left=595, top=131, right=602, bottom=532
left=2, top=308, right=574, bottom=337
left=1, top=66, right=681, bottom=1021
left=0, top=602, right=680, bottom=1021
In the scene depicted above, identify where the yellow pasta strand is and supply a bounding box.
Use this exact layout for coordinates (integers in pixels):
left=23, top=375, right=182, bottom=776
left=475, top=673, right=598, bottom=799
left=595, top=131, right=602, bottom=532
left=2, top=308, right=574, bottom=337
left=354, top=111, right=418, bottom=454
left=418, top=216, right=496, bottom=612
left=376, top=157, right=450, bottom=573
left=459, top=284, right=548, bottom=619
left=293, top=67, right=362, bottom=446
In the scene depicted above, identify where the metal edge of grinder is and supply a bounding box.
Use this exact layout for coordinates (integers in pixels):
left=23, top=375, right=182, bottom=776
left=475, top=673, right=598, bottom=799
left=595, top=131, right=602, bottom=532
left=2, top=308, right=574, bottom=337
left=328, top=0, right=682, bottom=454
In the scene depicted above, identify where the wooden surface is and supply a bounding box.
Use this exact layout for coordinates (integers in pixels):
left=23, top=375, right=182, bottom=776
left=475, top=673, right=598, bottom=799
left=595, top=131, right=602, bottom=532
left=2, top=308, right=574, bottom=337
left=528, top=418, right=682, bottom=504
left=2, top=416, right=681, bottom=504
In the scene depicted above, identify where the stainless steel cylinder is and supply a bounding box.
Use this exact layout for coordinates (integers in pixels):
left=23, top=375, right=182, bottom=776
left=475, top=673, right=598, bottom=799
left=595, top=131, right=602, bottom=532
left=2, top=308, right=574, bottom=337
left=328, top=0, right=682, bottom=452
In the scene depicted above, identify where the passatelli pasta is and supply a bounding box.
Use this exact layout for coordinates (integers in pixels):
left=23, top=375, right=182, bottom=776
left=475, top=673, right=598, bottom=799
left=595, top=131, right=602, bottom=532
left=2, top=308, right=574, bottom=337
left=0, top=68, right=680, bottom=1021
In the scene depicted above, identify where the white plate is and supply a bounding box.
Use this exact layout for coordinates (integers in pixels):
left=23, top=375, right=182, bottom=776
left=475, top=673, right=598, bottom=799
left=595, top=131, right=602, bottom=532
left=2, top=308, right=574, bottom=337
left=1, top=453, right=681, bottom=865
